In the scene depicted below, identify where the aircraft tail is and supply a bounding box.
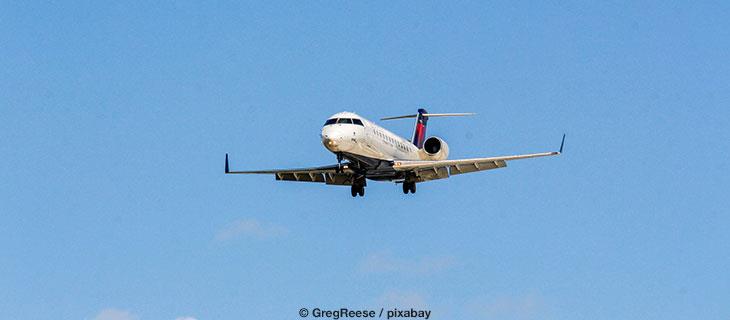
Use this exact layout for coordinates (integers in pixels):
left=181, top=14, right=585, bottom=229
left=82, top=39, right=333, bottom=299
left=412, top=108, right=429, bottom=148
left=381, top=109, right=475, bottom=148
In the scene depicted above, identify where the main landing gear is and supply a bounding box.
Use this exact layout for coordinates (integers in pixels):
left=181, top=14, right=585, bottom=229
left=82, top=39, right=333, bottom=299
left=351, top=175, right=366, bottom=197
left=402, top=181, right=416, bottom=194
left=351, top=184, right=365, bottom=197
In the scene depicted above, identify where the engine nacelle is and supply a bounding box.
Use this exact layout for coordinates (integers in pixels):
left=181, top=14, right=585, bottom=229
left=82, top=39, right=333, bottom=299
left=419, top=136, right=449, bottom=160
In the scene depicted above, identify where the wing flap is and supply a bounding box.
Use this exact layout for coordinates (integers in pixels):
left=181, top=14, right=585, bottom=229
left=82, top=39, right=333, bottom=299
left=414, top=166, right=450, bottom=182
left=448, top=159, right=507, bottom=176
left=275, top=172, right=326, bottom=183
left=410, top=159, right=507, bottom=182
left=272, top=171, right=355, bottom=185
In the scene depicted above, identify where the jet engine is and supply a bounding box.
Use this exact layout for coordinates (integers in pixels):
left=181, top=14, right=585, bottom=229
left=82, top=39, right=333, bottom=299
left=419, top=136, right=449, bottom=160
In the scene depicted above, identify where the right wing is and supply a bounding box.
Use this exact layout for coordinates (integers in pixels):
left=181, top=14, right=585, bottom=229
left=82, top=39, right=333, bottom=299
left=224, top=154, right=356, bottom=185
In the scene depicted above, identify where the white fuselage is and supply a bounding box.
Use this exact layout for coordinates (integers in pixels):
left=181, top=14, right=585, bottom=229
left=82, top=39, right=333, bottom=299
left=320, top=112, right=423, bottom=161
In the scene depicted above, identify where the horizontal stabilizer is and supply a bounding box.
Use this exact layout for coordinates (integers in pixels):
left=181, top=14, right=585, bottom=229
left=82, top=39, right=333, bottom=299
left=381, top=112, right=475, bottom=121
left=422, top=112, right=475, bottom=117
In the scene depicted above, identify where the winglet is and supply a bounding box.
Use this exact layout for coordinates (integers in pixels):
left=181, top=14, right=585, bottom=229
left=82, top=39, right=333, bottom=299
left=225, top=153, right=230, bottom=173
left=559, top=134, right=566, bottom=153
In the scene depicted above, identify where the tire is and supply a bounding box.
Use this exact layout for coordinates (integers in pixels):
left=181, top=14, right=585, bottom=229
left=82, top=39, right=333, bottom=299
left=351, top=186, right=358, bottom=197
left=410, top=183, right=416, bottom=194
left=358, top=186, right=365, bottom=197
left=402, top=183, right=410, bottom=194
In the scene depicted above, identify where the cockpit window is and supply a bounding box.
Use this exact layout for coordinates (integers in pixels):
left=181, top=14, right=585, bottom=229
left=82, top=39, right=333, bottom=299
left=325, top=118, right=364, bottom=126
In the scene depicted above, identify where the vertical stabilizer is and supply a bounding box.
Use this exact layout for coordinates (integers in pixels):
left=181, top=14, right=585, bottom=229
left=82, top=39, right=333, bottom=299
left=412, top=108, right=429, bottom=148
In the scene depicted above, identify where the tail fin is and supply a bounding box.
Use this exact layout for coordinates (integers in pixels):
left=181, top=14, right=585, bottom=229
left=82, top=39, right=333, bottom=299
left=412, top=108, right=429, bottom=148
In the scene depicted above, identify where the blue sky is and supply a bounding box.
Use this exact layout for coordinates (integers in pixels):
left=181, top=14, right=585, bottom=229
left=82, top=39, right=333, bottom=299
left=2, top=1, right=729, bottom=319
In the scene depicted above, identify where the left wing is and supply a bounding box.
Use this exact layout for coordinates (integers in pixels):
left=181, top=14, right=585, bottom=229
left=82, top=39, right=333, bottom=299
left=224, top=154, right=357, bottom=185
left=392, top=135, right=565, bottom=182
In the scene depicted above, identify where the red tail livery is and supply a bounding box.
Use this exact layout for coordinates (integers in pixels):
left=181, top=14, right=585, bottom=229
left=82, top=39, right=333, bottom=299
left=412, top=108, right=429, bottom=148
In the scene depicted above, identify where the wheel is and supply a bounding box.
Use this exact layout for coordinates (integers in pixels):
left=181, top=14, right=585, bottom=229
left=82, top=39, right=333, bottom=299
left=352, top=185, right=365, bottom=197
left=409, top=182, right=416, bottom=194
left=402, top=183, right=410, bottom=194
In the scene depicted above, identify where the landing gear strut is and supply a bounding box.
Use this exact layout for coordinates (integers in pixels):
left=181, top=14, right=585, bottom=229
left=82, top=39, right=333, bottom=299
left=336, top=153, right=343, bottom=173
left=402, top=182, right=416, bottom=194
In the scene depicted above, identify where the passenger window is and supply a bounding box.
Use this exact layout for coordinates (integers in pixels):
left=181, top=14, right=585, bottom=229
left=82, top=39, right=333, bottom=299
left=324, top=119, right=338, bottom=126
left=337, top=118, right=352, bottom=124
left=352, top=119, right=364, bottom=126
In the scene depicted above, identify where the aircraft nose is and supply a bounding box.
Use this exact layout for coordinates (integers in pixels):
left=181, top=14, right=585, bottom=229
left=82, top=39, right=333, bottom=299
left=321, top=128, right=337, bottom=151
left=321, top=128, right=349, bottom=152
left=322, top=137, right=338, bottom=151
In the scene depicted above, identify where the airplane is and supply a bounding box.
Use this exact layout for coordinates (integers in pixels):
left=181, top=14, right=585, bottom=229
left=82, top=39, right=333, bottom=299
left=225, top=108, right=564, bottom=197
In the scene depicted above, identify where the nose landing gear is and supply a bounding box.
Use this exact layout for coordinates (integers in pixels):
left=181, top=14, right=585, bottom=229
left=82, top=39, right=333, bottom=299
left=336, top=153, right=343, bottom=173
